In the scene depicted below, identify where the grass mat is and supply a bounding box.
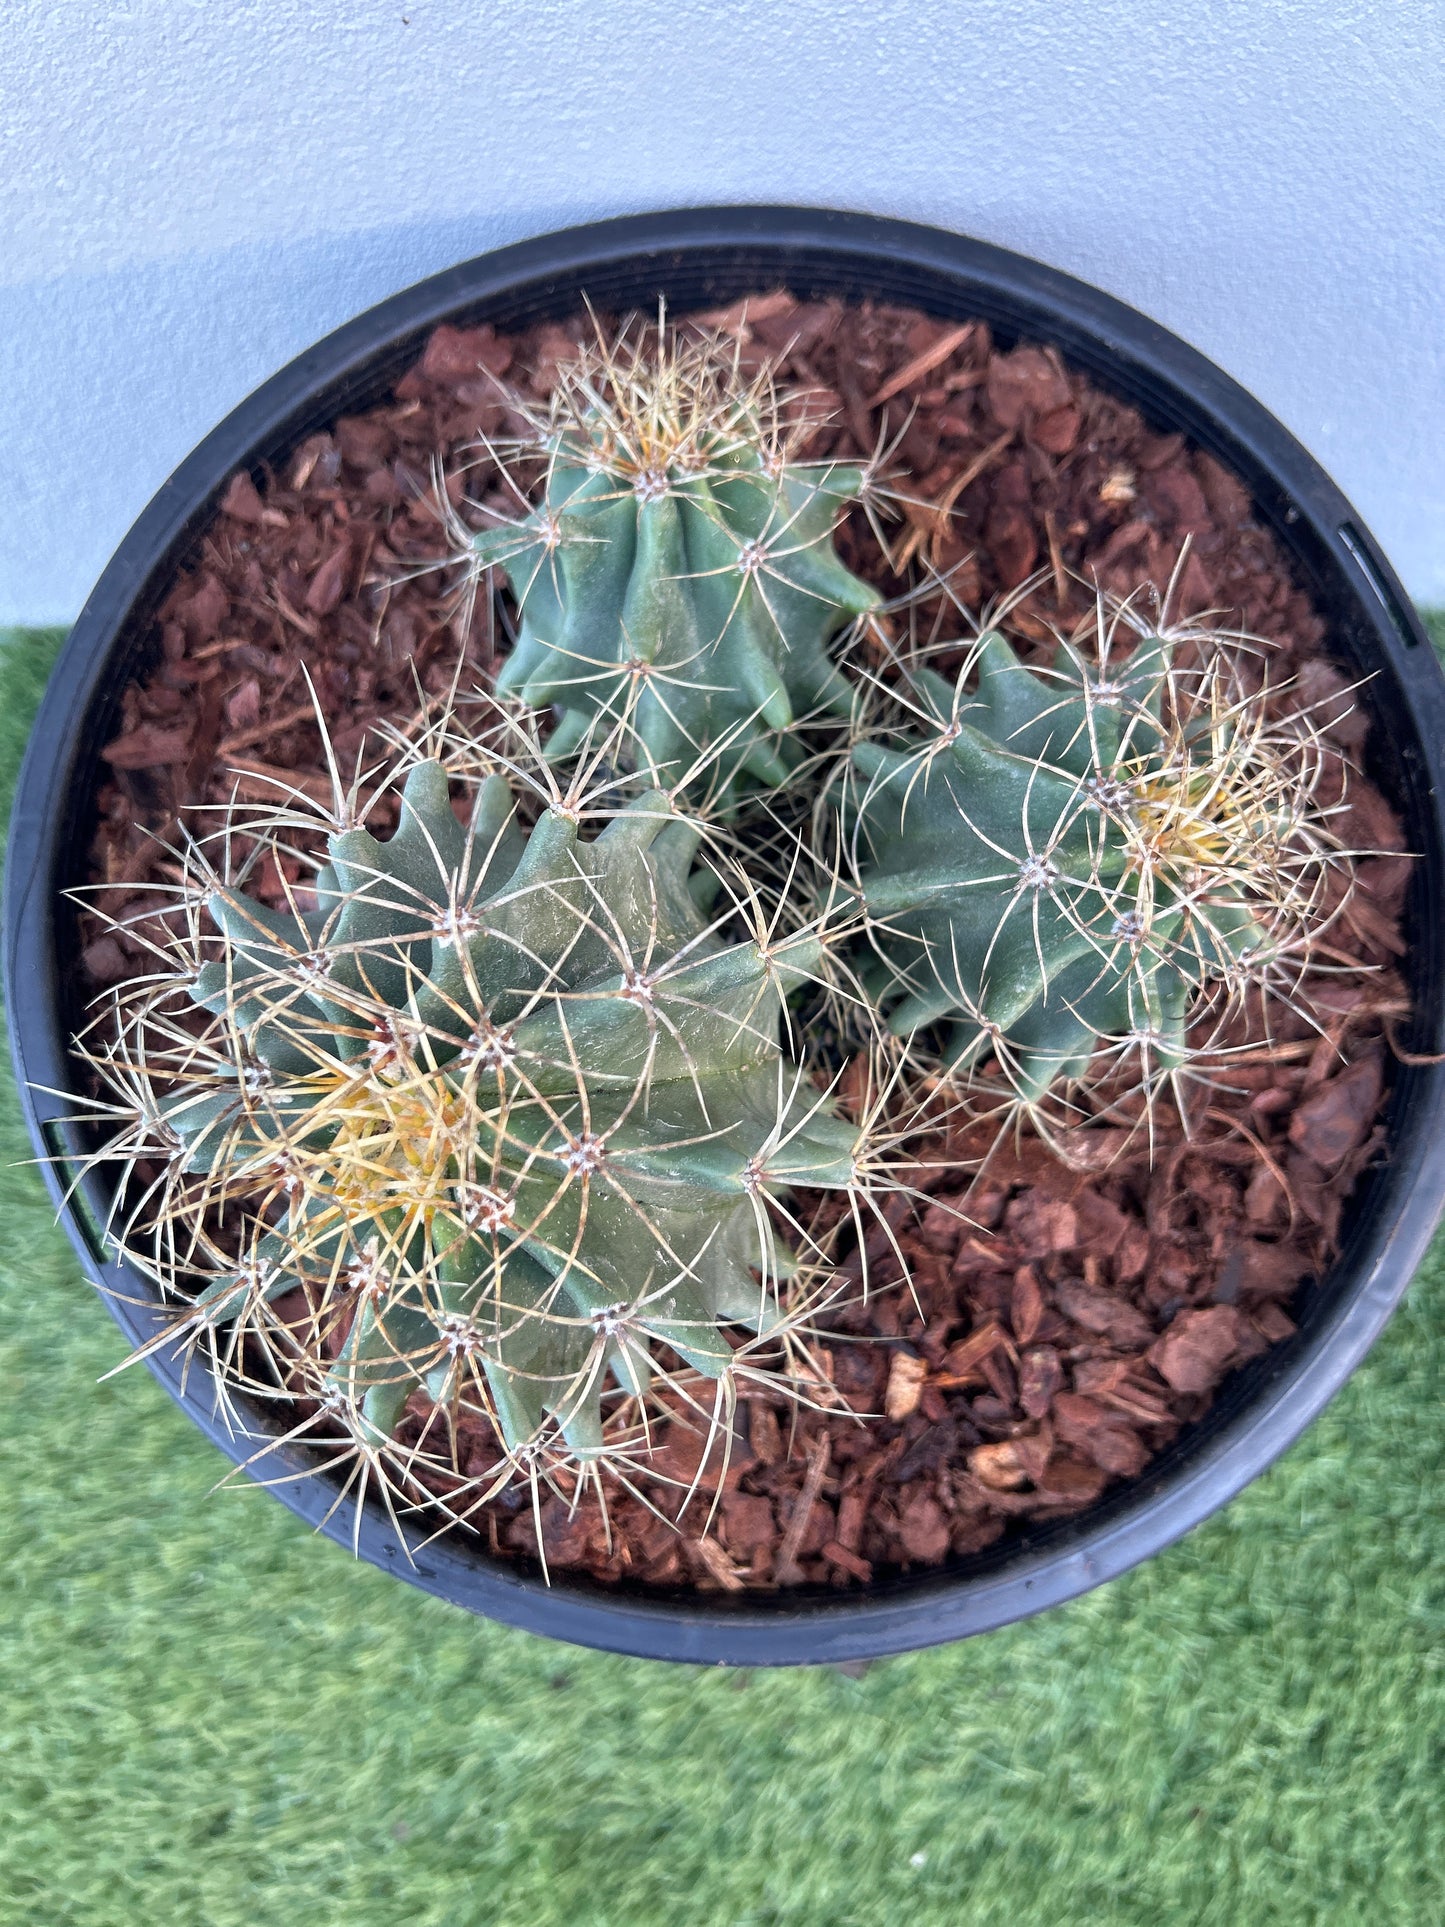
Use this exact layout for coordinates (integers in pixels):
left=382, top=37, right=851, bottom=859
left=1, top=621, right=1442, bottom=1927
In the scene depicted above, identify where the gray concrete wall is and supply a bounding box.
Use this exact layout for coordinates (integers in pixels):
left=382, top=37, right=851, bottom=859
left=4, top=0, right=1441, bottom=622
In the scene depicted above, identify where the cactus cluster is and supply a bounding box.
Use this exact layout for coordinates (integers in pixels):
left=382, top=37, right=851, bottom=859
left=75, top=314, right=1368, bottom=1540
left=844, top=613, right=1345, bottom=1109
left=471, top=322, right=881, bottom=800
left=85, top=744, right=862, bottom=1493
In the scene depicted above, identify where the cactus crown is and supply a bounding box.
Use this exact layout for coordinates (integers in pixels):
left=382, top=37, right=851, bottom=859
left=80, top=730, right=866, bottom=1506
left=470, top=317, right=881, bottom=800
left=845, top=602, right=1350, bottom=1109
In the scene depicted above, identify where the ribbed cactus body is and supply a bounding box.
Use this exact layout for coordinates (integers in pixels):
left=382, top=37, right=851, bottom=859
left=849, top=630, right=1280, bottom=1102
left=473, top=392, right=880, bottom=796
left=167, top=760, right=858, bottom=1457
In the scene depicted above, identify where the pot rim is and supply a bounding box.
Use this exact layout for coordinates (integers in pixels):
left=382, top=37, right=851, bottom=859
left=8, top=204, right=1445, bottom=1665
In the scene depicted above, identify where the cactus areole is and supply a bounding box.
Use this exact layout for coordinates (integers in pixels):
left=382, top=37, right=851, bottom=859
left=121, top=760, right=859, bottom=1463
left=473, top=331, right=881, bottom=798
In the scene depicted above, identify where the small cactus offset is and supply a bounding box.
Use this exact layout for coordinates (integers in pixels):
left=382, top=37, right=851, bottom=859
left=845, top=607, right=1350, bottom=1108
left=83, top=740, right=864, bottom=1490
left=470, top=320, right=881, bottom=797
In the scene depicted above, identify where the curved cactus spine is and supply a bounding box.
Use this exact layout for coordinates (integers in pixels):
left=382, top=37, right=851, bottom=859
left=469, top=321, right=881, bottom=797
left=80, top=741, right=865, bottom=1489
left=845, top=607, right=1350, bottom=1109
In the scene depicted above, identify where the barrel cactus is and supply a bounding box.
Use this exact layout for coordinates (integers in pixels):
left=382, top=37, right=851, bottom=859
left=845, top=617, right=1343, bottom=1106
left=85, top=746, right=863, bottom=1483
left=470, top=323, right=881, bottom=799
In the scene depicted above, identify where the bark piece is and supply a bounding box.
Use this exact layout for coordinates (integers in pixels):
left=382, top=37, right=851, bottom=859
left=720, top=1492, right=775, bottom=1557
left=1005, top=1192, right=1079, bottom=1253
left=1053, top=1279, right=1155, bottom=1347
left=1019, top=1345, right=1063, bottom=1419
left=1051, top=1394, right=1150, bottom=1477
left=822, top=1541, right=873, bottom=1582
left=897, top=1494, right=952, bottom=1563
left=985, top=345, right=1070, bottom=427
left=306, top=544, right=351, bottom=616
left=220, top=471, right=265, bottom=523
left=774, top=1437, right=831, bottom=1584
left=102, top=723, right=192, bottom=768
left=1010, top=1265, right=1045, bottom=1345
left=419, top=322, right=513, bottom=383
left=937, top=1321, right=1011, bottom=1386
left=968, top=1441, right=1030, bottom=1490
left=649, top=1415, right=753, bottom=1493
left=1150, top=1306, right=1242, bottom=1394
left=748, top=1402, right=783, bottom=1467
left=1288, top=1057, right=1384, bottom=1172
left=885, top=1351, right=928, bottom=1420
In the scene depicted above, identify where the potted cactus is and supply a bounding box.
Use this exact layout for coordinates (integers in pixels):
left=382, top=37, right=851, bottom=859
left=9, top=207, right=1445, bottom=1664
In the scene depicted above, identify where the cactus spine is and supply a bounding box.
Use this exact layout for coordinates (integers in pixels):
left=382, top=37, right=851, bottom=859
left=471, top=325, right=881, bottom=797
left=91, top=748, right=861, bottom=1473
left=846, top=618, right=1340, bottom=1104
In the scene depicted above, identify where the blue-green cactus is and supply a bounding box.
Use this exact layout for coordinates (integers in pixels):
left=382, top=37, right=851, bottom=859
left=472, top=330, right=881, bottom=798
left=126, top=755, right=860, bottom=1464
left=848, top=627, right=1314, bottom=1103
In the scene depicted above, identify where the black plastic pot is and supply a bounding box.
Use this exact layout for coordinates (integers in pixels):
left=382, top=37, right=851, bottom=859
left=8, top=206, right=1444, bottom=1666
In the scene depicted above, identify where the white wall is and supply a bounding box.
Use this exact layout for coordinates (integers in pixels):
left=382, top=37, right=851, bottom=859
left=4, top=0, right=1441, bottom=623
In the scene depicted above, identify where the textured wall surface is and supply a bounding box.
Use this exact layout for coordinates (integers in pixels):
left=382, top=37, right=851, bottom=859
left=4, top=0, right=1442, bottom=622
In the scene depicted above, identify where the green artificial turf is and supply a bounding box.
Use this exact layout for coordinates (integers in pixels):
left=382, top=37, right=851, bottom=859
left=2, top=621, right=1444, bottom=1927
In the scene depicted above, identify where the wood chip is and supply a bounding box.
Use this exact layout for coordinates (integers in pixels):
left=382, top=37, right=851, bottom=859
left=968, top=1441, right=1031, bottom=1490
left=1150, top=1306, right=1242, bottom=1394
left=1018, top=1345, right=1063, bottom=1419
left=102, top=724, right=192, bottom=769
left=223, top=758, right=337, bottom=804
left=272, top=590, right=320, bottom=638
left=895, top=428, right=1013, bottom=570
left=774, top=1436, right=830, bottom=1585
left=1010, top=1266, right=1045, bottom=1345
left=747, top=1401, right=783, bottom=1467
left=884, top=1350, right=928, bottom=1420
left=691, top=1535, right=745, bottom=1592
left=867, top=322, right=976, bottom=408
left=933, top=1320, right=1013, bottom=1389
left=217, top=700, right=320, bottom=757
left=822, top=1540, right=873, bottom=1582
left=305, top=545, right=351, bottom=616
left=1287, top=1056, right=1384, bottom=1170
left=1053, top=1279, right=1155, bottom=1347
left=689, top=289, right=796, bottom=338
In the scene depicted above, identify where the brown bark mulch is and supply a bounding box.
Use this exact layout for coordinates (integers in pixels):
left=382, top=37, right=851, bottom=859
left=77, top=292, right=1408, bottom=1592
